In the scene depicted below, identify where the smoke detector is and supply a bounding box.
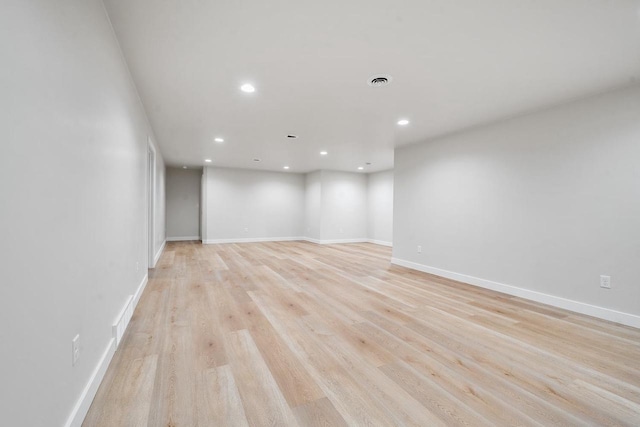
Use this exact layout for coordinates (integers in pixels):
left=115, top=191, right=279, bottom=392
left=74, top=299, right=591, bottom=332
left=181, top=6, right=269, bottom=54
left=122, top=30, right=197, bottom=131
left=368, top=74, right=392, bottom=87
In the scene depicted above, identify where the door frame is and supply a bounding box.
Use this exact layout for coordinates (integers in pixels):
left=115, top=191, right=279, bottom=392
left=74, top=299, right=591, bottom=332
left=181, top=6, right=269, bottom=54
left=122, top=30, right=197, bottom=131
left=147, top=138, right=156, bottom=267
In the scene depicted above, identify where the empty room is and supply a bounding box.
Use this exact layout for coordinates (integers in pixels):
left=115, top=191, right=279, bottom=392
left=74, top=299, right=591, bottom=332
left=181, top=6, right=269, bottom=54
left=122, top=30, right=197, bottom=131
left=1, top=0, right=639, bottom=426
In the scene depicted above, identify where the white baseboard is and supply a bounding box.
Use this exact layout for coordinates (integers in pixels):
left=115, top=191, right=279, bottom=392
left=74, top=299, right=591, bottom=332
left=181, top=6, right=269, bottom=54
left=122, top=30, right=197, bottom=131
left=391, top=258, right=640, bottom=329
left=166, top=236, right=200, bottom=242
left=367, top=239, right=392, bottom=247
left=133, top=273, right=149, bottom=310
left=303, top=237, right=322, bottom=244
left=303, top=237, right=391, bottom=246
left=203, top=236, right=306, bottom=244
left=64, top=338, right=115, bottom=427
left=302, top=237, right=369, bottom=245
left=152, top=240, right=166, bottom=267
left=202, top=236, right=391, bottom=246
left=65, top=273, right=149, bottom=427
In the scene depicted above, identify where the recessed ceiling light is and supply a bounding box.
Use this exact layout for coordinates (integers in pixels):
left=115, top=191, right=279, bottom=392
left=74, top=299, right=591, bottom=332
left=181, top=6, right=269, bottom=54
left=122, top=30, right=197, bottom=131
left=358, top=166, right=364, bottom=170
left=214, top=137, right=224, bottom=143
left=183, top=166, right=187, bottom=169
left=253, top=158, right=261, bottom=162
left=283, top=166, right=290, bottom=170
left=320, top=151, right=328, bottom=156
left=240, top=83, right=255, bottom=93
left=205, top=159, right=212, bottom=163
left=397, top=119, right=410, bottom=126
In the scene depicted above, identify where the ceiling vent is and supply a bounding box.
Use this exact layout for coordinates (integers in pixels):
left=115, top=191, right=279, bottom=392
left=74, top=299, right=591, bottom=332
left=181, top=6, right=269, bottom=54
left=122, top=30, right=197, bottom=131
left=368, top=74, right=392, bottom=87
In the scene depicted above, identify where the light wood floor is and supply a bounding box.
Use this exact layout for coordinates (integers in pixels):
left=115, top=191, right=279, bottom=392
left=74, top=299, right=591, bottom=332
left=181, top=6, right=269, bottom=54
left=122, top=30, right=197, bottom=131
left=84, top=241, right=640, bottom=426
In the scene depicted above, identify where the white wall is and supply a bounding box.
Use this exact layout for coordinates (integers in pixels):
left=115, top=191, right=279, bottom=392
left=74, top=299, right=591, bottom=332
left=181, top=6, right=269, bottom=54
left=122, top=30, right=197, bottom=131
left=393, top=86, right=640, bottom=326
left=0, top=1, right=165, bottom=425
left=152, top=145, right=167, bottom=264
left=320, top=171, right=368, bottom=242
left=203, top=168, right=385, bottom=245
left=304, top=171, right=322, bottom=240
left=367, top=170, right=394, bottom=246
left=166, top=167, right=201, bottom=240
left=203, top=167, right=305, bottom=242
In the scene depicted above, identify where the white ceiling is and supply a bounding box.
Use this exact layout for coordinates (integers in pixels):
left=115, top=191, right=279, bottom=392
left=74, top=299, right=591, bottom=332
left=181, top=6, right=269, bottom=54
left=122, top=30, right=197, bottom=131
left=104, top=0, right=640, bottom=173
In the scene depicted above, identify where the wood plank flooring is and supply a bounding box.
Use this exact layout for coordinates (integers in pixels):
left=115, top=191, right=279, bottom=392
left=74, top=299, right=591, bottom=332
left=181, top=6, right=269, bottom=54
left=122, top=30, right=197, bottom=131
left=83, top=241, right=640, bottom=426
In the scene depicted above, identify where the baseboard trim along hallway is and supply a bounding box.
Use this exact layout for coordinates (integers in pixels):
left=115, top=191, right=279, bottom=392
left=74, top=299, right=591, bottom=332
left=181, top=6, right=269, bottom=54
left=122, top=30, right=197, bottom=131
left=153, top=240, right=166, bottom=268
left=65, top=272, right=150, bottom=427
left=203, top=237, right=392, bottom=246
left=391, top=257, right=640, bottom=329
left=64, top=339, right=115, bottom=427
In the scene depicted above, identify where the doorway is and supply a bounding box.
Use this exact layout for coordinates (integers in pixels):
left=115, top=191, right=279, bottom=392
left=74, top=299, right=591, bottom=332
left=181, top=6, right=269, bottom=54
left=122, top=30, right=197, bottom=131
left=147, top=138, right=156, bottom=267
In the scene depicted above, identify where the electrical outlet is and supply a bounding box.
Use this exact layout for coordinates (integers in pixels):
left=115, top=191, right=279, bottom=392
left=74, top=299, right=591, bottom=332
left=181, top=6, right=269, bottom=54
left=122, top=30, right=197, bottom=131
left=72, top=334, right=80, bottom=366
left=600, top=275, right=611, bottom=289
left=417, top=245, right=422, bottom=254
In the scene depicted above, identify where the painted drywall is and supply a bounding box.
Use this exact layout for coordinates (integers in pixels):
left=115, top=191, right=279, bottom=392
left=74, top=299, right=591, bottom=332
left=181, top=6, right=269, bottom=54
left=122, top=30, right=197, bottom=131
left=166, top=168, right=201, bottom=240
left=304, top=171, right=322, bottom=240
left=152, top=143, right=167, bottom=264
left=320, top=171, right=368, bottom=241
left=393, top=86, right=640, bottom=324
left=367, top=170, right=394, bottom=245
left=203, top=168, right=383, bottom=244
left=201, top=171, right=207, bottom=242
left=203, top=167, right=305, bottom=242
left=0, top=1, right=165, bottom=425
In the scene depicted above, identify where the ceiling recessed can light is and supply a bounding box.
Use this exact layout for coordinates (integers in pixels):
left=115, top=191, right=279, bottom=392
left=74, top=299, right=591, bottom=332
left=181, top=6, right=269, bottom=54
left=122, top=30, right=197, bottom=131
left=358, top=166, right=364, bottom=170
left=320, top=151, right=328, bottom=156
left=183, top=166, right=188, bottom=169
left=205, top=159, right=212, bottom=163
left=214, top=137, right=224, bottom=143
left=397, top=119, right=410, bottom=126
left=283, top=166, right=290, bottom=170
left=240, top=83, right=255, bottom=93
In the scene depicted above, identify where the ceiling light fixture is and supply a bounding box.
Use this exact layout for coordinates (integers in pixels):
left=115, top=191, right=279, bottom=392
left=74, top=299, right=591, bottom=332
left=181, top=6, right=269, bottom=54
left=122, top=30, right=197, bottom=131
left=253, top=158, right=261, bottom=162
left=283, top=166, right=290, bottom=170
left=205, top=159, right=212, bottom=163
left=240, top=83, right=255, bottom=93
left=358, top=166, right=364, bottom=170
left=397, top=119, right=410, bottom=126
left=214, top=137, right=224, bottom=143
left=183, top=166, right=188, bottom=169
left=320, top=151, right=328, bottom=156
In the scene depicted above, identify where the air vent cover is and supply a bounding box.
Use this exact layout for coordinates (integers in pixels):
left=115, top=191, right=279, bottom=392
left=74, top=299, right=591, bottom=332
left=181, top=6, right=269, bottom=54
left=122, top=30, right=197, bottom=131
left=368, top=74, right=392, bottom=87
